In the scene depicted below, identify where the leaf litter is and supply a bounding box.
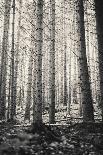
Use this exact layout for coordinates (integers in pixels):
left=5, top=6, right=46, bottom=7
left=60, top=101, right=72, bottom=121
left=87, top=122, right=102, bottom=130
left=0, top=122, right=103, bottom=154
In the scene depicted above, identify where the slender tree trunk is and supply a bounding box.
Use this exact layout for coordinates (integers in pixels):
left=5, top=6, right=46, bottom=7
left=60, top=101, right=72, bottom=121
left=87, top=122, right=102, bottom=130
left=24, top=27, right=35, bottom=121
left=76, top=0, right=94, bottom=122
left=63, top=0, right=68, bottom=107
left=7, top=63, right=12, bottom=120
left=0, top=0, right=12, bottom=120
left=25, top=1, right=36, bottom=121
left=13, top=0, right=22, bottom=119
left=33, top=50, right=37, bottom=122
left=42, top=55, right=46, bottom=111
left=49, top=0, right=55, bottom=124
left=68, top=50, right=71, bottom=114
left=10, top=0, right=16, bottom=120
left=64, top=44, right=68, bottom=106
left=33, top=0, right=43, bottom=124
left=24, top=48, right=33, bottom=121
left=68, top=24, right=72, bottom=114
left=60, top=1, right=64, bottom=106
left=94, top=0, right=103, bottom=121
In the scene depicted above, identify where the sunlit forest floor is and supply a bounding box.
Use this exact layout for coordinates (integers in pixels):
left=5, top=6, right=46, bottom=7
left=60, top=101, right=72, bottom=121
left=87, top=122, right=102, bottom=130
left=16, top=104, right=101, bottom=124
left=0, top=121, right=103, bottom=155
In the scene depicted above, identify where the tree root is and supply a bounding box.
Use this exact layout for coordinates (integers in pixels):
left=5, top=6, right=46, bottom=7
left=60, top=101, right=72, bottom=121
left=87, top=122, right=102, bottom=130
left=27, top=122, right=62, bottom=143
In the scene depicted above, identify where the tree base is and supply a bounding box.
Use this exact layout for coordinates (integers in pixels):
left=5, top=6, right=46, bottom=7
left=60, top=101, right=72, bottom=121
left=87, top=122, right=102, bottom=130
left=27, top=122, right=61, bottom=143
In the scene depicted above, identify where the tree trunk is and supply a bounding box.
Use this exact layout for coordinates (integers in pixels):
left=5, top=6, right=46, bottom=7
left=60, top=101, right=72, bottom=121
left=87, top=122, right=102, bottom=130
left=64, top=44, right=68, bottom=106
left=94, top=0, right=103, bottom=121
left=33, top=0, right=43, bottom=124
left=49, top=0, right=55, bottom=124
left=7, top=63, right=12, bottom=120
left=76, top=0, right=94, bottom=122
left=13, top=0, right=22, bottom=119
left=0, top=0, right=12, bottom=120
left=25, top=2, right=36, bottom=121
left=10, top=0, right=16, bottom=120
left=24, top=48, right=33, bottom=121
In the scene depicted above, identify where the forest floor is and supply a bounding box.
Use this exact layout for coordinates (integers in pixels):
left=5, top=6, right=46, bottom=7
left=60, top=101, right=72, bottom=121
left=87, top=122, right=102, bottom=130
left=0, top=121, right=103, bottom=155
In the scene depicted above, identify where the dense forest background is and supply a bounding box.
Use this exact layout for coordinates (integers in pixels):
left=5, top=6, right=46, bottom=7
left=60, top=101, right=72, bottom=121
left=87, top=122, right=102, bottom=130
left=0, top=0, right=103, bottom=154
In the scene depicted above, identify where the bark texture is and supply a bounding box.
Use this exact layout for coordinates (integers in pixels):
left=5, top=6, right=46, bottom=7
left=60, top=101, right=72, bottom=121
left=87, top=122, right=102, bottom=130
left=33, top=0, right=43, bottom=124
left=0, top=0, right=12, bottom=120
left=10, top=0, right=16, bottom=120
left=49, top=0, right=55, bottom=124
left=94, top=0, right=103, bottom=121
left=76, top=0, right=94, bottom=122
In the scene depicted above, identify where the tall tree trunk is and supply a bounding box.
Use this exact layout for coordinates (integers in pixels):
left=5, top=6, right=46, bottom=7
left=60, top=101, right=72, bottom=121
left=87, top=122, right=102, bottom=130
left=0, top=0, right=12, bottom=120
left=33, top=56, right=37, bottom=123
left=60, top=1, right=64, bottom=106
left=68, top=23, right=72, bottom=114
left=24, top=48, right=33, bottom=121
left=76, top=0, right=94, bottom=122
left=64, top=44, right=68, bottom=106
left=10, top=0, right=16, bottom=120
left=49, top=0, right=55, bottom=124
left=24, top=32, right=35, bottom=121
left=7, top=62, right=12, bottom=120
left=13, top=0, right=22, bottom=119
left=33, top=0, right=43, bottom=124
left=25, top=2, right=36, bottom=121
left=63, top=0, right=68, bottom=107
left=94, top=0, right=103, bottom=121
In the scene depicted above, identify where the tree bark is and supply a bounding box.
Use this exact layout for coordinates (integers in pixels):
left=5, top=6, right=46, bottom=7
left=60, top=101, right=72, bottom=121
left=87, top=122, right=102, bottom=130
left=25, top=1, right=36, bottom=121
left=13, top=0, right=23, bottom=120
left=94, top=0, right=103, bottom=121
left=76, top=0, right=94, bottom=122
left=10, top=0, right=16, bottom=120
left=0, top=0, right=12, bottom=120
left=64, top=44, right=68, bottom=106
left=49, top=0, right=55, bottom=124
left=33, top=0, right=43, bottom=124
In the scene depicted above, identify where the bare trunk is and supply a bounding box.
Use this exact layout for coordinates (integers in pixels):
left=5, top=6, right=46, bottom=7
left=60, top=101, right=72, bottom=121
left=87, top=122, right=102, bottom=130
left=10, top=0, right=16, bottom=120
left=13, top=0, right=22, bottom=118
left=0, top=0, right=11, bottom=120
left=76, top=0, right=94, bottom=122
left=24, top=49, right=33, bottom=121
left=33, top=0, right=43, bottom=124
left=49, top=0, right=55, bottom=124
left=25, top=3, right=36, bottom=121
left=94, top=0, right=103, bottom=121
left=64, top=44, right=68, bottom=106
left=7, top=64, right=12, bottom=120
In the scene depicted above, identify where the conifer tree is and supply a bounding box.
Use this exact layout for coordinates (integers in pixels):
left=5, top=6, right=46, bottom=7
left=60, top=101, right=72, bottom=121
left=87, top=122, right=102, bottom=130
left=10, top=0, right=16, bottom=120
left=33, top=0, right=43, bottom=124
left=49, top=0, right=55, bottom=124
left=0, top=0, right=12, bottom=120
left=76, top=0, right=94, bottom=122
left=94, top=0, right=103, bottom=121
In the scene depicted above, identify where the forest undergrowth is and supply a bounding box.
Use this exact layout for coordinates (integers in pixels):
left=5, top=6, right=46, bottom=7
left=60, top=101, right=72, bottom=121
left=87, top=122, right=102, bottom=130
left=0, top=121, right=103, bottom=155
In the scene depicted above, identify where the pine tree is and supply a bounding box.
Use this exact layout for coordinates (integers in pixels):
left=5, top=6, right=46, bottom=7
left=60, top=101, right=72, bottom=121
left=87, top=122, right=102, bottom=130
left=24, top=41, right=34, bottom=121
left=49, top=0, right=55, bottom=124
left=10, top=0, right=16, bottom=120
left=33, top=0, right=43, bottom=124
left=0, top=0, right=12, bottom=120
left=13, top=0, right=23, bottom=119
left=63, top=0, right=68, bottom=107
left=64, top=44, right=68, bottom=106
left=94, top=0, right=103, bottom=121
left=25, top=1, right=36, bottom=121
left=76, top=0, right=94, bottom=122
